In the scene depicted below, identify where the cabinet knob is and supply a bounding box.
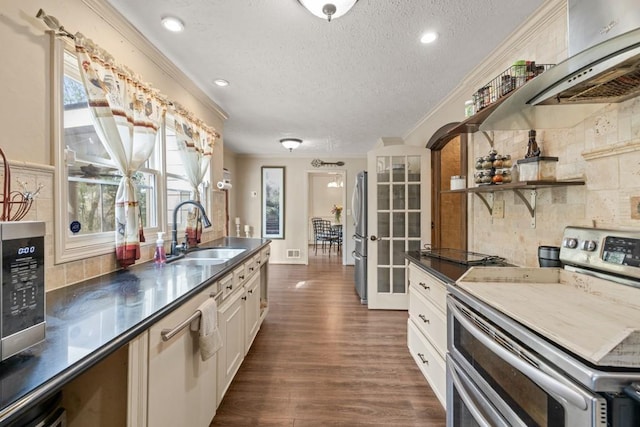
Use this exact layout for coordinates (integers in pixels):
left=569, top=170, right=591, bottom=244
left=248, top=289, right=253, bottom=294
left=370, top=235, right=378, bottom=241
left=417, top=353, right=429, bottom=365
left=239, top=275, right=245, bottom=280
left=241, top=296, right=247, bottom=301
left=226, top=285, right=233, bottom=290
left=419, top=282, right=430, bottom=290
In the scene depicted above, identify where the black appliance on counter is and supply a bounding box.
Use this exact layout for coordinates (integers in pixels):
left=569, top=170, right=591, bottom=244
left=421, top=247, right=505, bottom=266
left=447, top=226, right=640, bottom=427
left=352, top=171, right=367, bottom=304
left=1, top=221, right=46, bottom=361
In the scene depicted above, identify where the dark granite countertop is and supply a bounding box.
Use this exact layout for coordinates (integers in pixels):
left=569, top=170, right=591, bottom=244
left=0, top=237, right=269, bottom=424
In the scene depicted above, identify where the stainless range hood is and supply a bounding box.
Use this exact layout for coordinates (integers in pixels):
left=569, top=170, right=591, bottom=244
left=480, top=27, right=640, bottom=131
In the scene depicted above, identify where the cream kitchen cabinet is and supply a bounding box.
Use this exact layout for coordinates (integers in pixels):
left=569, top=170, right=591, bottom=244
left=146, top=282, right=219, bottom=427
left=216, top=278, right=246, bottom=406
left=406, top=262, right=447, bottom=408
left=244, top=272, right=261, bottom=354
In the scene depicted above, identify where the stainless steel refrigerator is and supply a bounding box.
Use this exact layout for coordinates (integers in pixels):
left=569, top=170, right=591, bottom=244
left=352, top=171, right=367, bottom=304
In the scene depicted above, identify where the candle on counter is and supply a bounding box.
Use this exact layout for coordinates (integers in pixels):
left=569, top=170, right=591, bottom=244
left=235, top=217, right=241, bottom=225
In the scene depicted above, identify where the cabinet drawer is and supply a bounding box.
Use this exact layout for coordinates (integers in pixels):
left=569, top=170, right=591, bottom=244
left=407, top=319, right=446, bottom=409
left=408, top=287, right=447, bottom=358
left=245, top=255, right=260, bottom=278
left=260, top=246, right=270, bottom=264
left=219, top=273, right=235, bottom=299
left=408, top=264, right=447, bottom=312
left=233, top=264, right=246, bottom=287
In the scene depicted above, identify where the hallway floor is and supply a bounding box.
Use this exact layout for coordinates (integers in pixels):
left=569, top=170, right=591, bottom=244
left=210, top=250, right=446, bottom=426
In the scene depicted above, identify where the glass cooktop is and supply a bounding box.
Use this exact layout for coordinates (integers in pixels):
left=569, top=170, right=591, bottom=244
left=421, top=247, right=505, bottom=266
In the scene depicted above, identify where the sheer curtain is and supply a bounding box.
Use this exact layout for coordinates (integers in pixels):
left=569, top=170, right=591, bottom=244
left=171, top=108, right=217, bottom=245
left=75, top=34, right=166, bottom=268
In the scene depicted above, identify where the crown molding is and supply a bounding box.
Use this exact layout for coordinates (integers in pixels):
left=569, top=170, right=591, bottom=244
left=80, top=0, right=228, bottom=121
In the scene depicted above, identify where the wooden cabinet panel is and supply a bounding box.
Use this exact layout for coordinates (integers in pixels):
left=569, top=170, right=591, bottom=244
left=244, top=273, right=260, bottom=354
left=407, top=319, right=446, bottom=408
left=147, top=285, right=217, bottom=427
left=216, top=289, right=245, bottom=406
left=408, top=264, right=447, bottom=311
left=409, top=286, right=447, bottom=358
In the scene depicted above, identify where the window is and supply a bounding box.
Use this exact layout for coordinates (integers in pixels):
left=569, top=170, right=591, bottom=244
left=53, top=41, right=213, bottom=264
left=165, top=114, right=210, bottom=235
left=54, top=45, right=161, bottom=263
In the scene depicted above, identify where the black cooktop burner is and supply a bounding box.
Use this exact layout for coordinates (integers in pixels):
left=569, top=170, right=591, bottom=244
left=421, top=247, right=505, bottom=266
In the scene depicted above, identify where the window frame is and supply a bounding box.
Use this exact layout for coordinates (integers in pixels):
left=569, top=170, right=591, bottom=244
left=53, top=39, right=164, bottom=264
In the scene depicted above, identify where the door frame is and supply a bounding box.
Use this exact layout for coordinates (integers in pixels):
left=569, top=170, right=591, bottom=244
left=427, top=124, right=468, bottom=250
left=304, top=170, right=347, bottom=265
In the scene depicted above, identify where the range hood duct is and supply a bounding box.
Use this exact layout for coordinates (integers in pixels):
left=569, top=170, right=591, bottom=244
left=480, top=27, right=640, bottom=131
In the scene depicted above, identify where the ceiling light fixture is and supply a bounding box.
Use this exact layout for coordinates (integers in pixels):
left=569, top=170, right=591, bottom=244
left=297, top=0, right=358, bottom=22
left=161, top=16, right=185, bottom=32
left=213, top=79, right=229, bottom=87
left=280, top=138, right=303, bottom=152
left=420, top=31, right=438, bottom=44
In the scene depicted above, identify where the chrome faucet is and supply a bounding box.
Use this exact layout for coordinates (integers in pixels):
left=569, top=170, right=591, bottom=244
left=170, top=200, right=212, bottom=256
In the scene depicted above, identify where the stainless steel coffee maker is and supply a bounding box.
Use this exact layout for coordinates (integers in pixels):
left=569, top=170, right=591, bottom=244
left=0, top=221, right=46, bottom=360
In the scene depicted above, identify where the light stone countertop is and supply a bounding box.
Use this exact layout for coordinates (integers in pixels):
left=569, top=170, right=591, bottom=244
left=456, top=266, right=640, bottom=368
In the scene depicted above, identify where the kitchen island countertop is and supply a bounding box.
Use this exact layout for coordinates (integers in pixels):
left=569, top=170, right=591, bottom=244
left=0, top=237, right=269, bottom=424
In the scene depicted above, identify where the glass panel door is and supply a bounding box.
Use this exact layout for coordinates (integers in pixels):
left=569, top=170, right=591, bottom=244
left=367, top=145, right=429, bottom=309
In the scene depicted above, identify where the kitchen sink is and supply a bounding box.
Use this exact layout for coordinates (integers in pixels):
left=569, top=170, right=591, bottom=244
left=188, top=248, right=246, bottom=259
left=170, top=257, right=228, bottom=266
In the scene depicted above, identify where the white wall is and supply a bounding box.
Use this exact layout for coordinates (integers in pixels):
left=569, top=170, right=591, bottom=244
left=231, top=156, right=366, bottom=265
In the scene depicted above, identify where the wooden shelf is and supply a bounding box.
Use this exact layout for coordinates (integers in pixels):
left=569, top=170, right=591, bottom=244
left=442, top=180, right=585, bottom=228
left=427, top=92, right=517, bottom=148
left=442, top=180, right=585, bottom=194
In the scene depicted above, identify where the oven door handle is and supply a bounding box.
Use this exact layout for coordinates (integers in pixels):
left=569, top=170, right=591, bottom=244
left=448, top=359, right=510, bottom=427
left=448, top=299, right=588, bottom=411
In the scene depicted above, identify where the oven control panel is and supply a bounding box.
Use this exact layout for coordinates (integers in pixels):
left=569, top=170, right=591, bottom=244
left=560, top=226, right=640, bottom=281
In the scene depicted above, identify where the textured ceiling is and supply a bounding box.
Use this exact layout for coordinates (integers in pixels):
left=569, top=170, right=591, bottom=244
left=105, top=0, right=544, bottom=156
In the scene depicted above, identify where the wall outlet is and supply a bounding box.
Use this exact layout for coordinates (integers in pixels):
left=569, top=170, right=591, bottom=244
left=492, top=200, right=504, bottom=218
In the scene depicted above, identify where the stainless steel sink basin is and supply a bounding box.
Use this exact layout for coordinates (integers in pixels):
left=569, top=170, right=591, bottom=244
left=171, top=258, right=228, bottom=266
left=188, top=248, right=246, bottom=259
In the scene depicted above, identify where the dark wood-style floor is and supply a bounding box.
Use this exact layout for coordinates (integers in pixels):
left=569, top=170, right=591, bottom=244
left=211, top=248, right=446, bottom=426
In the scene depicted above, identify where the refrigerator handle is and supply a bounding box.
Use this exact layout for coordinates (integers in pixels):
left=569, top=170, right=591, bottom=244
left=351, top=179, right=359, bottom=227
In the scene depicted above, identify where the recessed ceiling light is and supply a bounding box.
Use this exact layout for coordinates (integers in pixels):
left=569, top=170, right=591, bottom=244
left=213, top=79, right=229, bottom=87
left=161, top=16, right=185, bottom=32
left=420, top=31, right=438, bottom=44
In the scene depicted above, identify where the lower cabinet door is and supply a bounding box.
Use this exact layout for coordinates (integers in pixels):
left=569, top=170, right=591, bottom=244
left=147, top=287, right=217, bottom=427
left=217, top=289, right=245, bottom=406
left=244, top=273, right=261, bottom=354
left=407, top=319, right=446, bottom=409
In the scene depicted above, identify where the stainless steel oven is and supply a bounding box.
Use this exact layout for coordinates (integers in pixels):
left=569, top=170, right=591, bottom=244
left=447, top=295, right=608, bottom=426
left=446, top=226, right=640, bottom=427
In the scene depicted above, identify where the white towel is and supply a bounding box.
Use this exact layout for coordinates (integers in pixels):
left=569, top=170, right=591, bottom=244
left=197, top=298, right=222, bottom=361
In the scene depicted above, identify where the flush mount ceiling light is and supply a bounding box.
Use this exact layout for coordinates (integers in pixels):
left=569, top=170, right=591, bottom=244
left=280, top=138, right=303, bottom=152
left=420, top=31, right=438, bottom=44
left=161, top=16, right=185, bottom=32
left=297, top=0, right=359, bottom=22
left=213, top=79, right=229, bottom=87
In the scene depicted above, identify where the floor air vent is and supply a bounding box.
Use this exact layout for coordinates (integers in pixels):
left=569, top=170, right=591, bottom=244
left=287, top=249, right=301, bottom=259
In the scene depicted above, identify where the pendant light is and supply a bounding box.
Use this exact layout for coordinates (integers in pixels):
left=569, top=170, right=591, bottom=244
left=297, top=0, right=359, bottom=22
